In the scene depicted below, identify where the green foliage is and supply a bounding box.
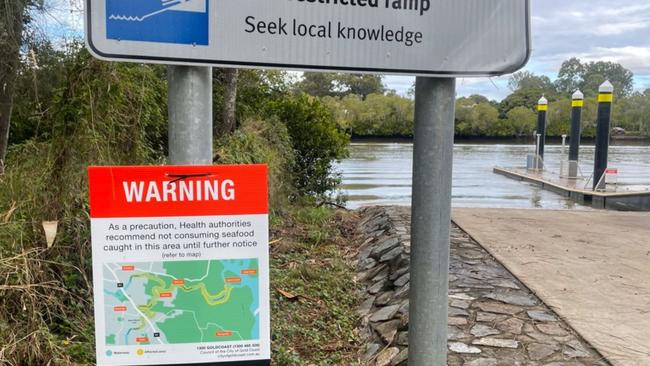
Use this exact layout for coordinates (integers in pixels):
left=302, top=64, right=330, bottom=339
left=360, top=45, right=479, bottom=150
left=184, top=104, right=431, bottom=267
left=214, top=118, right=295, bottom=215
left=2, top=47, right=361, bottom=366
left=337, top=74, right=385, bottom=98
left=269, top=94, right=349, bottom=198
left=0, top=49, right=167, bottom=364
left=213, top=69, right=289, bottom=130
left=546, top=97, right=571, bottom=136
left=10, top=40, right=71, bottom=145
left=270, top=208, right=360, bottom=365
left=296, top=72, right=384, bottom=98
left=297, top=72, right=339, bottom=97
left=505, top=106, right=537, bottom=137
left=499, top=87, right=559, bottom=117
left=508, top=71, right=556, bottom=92
left=455, top=98, right=499, bottom=137
left=555, top=57, right=634, bottom=97
left=322, top=93, right=414, bottom=137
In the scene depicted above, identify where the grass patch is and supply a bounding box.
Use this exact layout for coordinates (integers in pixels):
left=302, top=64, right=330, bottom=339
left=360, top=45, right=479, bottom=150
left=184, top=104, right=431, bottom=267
left=270, top=206, right=361, bottom=365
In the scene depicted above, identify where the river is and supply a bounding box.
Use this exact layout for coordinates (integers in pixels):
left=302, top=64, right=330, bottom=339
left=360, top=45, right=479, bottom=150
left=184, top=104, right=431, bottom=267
left=338, top=142, right=650, bottom=209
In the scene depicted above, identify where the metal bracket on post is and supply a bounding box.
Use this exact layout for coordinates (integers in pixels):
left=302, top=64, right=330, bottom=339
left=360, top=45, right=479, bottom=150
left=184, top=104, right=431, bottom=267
left=408, top=77, right=456, bottom=366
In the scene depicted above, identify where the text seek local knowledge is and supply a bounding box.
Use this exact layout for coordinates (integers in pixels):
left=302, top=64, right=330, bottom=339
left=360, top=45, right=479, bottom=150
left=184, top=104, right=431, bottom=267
left=245, top=17, right=423, bottom=47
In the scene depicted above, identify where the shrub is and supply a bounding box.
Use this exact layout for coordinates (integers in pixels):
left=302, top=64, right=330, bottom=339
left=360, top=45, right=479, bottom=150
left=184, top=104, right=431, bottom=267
left=0, top=50, right=167, bottom=364
left=268, top=94, right=349, bottom=199
left=214, top=118, right=294, bottom=215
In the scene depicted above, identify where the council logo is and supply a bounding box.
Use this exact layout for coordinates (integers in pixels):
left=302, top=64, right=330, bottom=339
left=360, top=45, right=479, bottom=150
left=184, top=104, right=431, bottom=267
left=106, top=0, right=209, bottom=45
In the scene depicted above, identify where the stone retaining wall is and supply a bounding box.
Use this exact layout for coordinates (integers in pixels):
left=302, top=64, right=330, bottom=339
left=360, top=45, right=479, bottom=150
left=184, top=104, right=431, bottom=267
left=355, top=206, right=610, bottom=366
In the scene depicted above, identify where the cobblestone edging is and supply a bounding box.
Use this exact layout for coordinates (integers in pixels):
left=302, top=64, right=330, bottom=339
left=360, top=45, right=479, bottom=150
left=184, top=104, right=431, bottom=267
left=355, top=206, right=610, bottom=366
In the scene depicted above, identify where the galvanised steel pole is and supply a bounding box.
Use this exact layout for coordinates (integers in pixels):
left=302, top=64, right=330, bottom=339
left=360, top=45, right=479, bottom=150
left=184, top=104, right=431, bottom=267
left=593, top=81, right=613, bottom=190
left=408, top=77, right=455, bottom=366
left=168, top=66, right=213, bottom=165
left=568, top=90, right=583, bottom=178
left=536, top=96, right=548, bottom=163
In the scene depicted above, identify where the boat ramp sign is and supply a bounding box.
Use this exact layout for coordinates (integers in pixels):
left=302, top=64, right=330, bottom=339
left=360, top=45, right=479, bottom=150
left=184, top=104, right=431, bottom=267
left=85, top=0, right=531, bottom=76
left=88, top=165, right=270, bottom=366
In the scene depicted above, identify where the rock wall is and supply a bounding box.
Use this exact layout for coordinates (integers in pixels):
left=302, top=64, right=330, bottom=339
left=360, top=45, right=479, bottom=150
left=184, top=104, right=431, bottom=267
left=356, top=206, right=411, bottom=366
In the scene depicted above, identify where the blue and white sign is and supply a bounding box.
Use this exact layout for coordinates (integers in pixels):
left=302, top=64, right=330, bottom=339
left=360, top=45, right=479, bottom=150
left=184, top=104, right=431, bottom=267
left=106, top=0, right=208, bottom=45
left=86, top=0, right=531, bottom=76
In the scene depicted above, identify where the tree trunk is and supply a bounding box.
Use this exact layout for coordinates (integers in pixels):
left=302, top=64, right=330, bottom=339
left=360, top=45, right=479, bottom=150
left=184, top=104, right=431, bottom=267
left=0, top=0, right=26, bottom=173
left=220, top=68, right=239, bottom=136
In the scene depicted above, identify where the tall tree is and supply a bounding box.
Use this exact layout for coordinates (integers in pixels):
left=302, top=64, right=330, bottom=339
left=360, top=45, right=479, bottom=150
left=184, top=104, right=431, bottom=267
left=555, top=58, right=634, bottom=97
left=555, top=57, right=584, bottom=95
left=508, top=71, right=555, bottom=92
left=297, top=72, right=338, bottom=97
left=220, top=68, right=239, bottom=135
left=0, top=0, right=32, bottom=172
left=338, top=74, right=384, bottom=99
left=581, top=61, right=634, bottom=97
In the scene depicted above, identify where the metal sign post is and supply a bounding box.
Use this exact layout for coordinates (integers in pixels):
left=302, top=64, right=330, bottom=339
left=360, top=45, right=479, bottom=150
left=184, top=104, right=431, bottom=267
left=408, top=77, right=456, bottom=365
left=168, top=65, right=213, bottom=165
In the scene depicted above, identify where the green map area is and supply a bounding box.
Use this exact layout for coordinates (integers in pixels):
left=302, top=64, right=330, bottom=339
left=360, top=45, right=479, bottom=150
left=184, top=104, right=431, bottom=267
left=103, top=259, right=259, bottom=345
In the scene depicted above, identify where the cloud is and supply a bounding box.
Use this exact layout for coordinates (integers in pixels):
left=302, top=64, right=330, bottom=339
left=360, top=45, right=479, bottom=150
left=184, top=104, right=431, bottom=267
left=384, top=0, right=650, bottom=100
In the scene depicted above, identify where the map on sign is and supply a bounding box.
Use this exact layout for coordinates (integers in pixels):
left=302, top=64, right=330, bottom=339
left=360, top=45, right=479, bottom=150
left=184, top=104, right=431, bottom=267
left=103, top=259, right=259, bottom=346
left=106, top=0, right=208, bottom=45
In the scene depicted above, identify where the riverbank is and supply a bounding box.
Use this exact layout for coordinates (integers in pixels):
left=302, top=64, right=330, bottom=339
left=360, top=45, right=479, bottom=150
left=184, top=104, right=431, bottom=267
left=350, top=135, right=650, bottom=145
left=355, top=206, right=608, bottom=366
left=269, top=206, right=363, bottom=364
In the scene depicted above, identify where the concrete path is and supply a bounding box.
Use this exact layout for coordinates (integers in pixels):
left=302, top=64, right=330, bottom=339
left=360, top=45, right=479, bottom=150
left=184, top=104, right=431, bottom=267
left=452, top=208, right=650, bottom=366
left=357, top=206, right=609, bottom=366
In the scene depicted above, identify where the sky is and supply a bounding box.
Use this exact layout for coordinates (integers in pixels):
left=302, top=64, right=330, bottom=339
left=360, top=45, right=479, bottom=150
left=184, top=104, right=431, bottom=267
left=40, top=0, right=650, bottom=101
left=386, top=1, right=650, bottom=100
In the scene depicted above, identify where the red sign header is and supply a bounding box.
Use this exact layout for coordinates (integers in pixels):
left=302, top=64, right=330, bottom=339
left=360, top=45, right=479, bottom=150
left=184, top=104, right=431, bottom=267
left=88, top=165, right=268, bottom=218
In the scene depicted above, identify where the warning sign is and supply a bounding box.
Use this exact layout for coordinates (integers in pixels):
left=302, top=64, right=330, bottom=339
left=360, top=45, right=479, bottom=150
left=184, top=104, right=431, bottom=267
left=88, top=165, right=270, bottom=366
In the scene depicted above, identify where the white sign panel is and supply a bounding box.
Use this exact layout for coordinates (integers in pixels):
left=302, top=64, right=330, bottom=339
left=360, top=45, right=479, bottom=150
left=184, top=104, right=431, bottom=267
left=88, top=165, right=270, bottom=366
left=85, top=0, right=530, bottom=76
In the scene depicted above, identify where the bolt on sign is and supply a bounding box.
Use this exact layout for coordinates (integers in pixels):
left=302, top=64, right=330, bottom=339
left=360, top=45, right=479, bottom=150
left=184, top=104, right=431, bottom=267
left=88, top=165, right=270, bottom=366
left=85, top=0, right=531, bottom=76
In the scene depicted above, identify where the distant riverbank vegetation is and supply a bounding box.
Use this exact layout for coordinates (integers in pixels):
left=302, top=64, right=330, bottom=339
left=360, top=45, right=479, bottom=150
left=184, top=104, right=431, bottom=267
left=298, top=58, right=650, bottom=139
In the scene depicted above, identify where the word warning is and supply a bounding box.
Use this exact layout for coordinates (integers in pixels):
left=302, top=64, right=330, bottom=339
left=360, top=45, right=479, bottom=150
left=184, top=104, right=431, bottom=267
left=88, top=164, right=270, bottom=366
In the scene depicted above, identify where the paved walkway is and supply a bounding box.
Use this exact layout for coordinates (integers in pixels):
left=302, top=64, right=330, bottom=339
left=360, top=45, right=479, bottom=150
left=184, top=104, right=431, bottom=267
left=356, top=206, right=609, bottom=366
left=452, top=208, right=650, bottom=366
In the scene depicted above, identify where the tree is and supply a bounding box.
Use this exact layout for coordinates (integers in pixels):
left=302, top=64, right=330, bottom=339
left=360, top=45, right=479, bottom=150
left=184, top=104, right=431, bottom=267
left=455, top=98, right=498, bottom=136
left=506, top=106, right=537, bottom=137
left=297, top=72, right=384, bottom=99
left=508, top=71, right=555, bottom=92
left=219, top=68, right=239, bottom=135
left=499, top=87, right=557, bottom=117
left=0, top=0, right=35, bottom=172
left=337, top=74, right=384, bottom=99
left=297, top=72, right=338, bottom=97
left=555, top=58, right=634, bottom=97
left=270, top=94, right=349, bottom=197
left=555, top=58, right=585, bottom=95
left=582, top=61, right=634, bottom=97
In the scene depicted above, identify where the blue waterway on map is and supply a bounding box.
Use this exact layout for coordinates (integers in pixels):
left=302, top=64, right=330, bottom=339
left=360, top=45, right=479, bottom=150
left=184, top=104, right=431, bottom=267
left=220, top=259, right=260, bottom=340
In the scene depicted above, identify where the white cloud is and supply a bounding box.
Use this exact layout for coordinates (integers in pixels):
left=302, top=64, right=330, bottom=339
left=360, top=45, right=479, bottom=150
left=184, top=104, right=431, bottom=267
left=405, top=0, right=650, bottom=100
